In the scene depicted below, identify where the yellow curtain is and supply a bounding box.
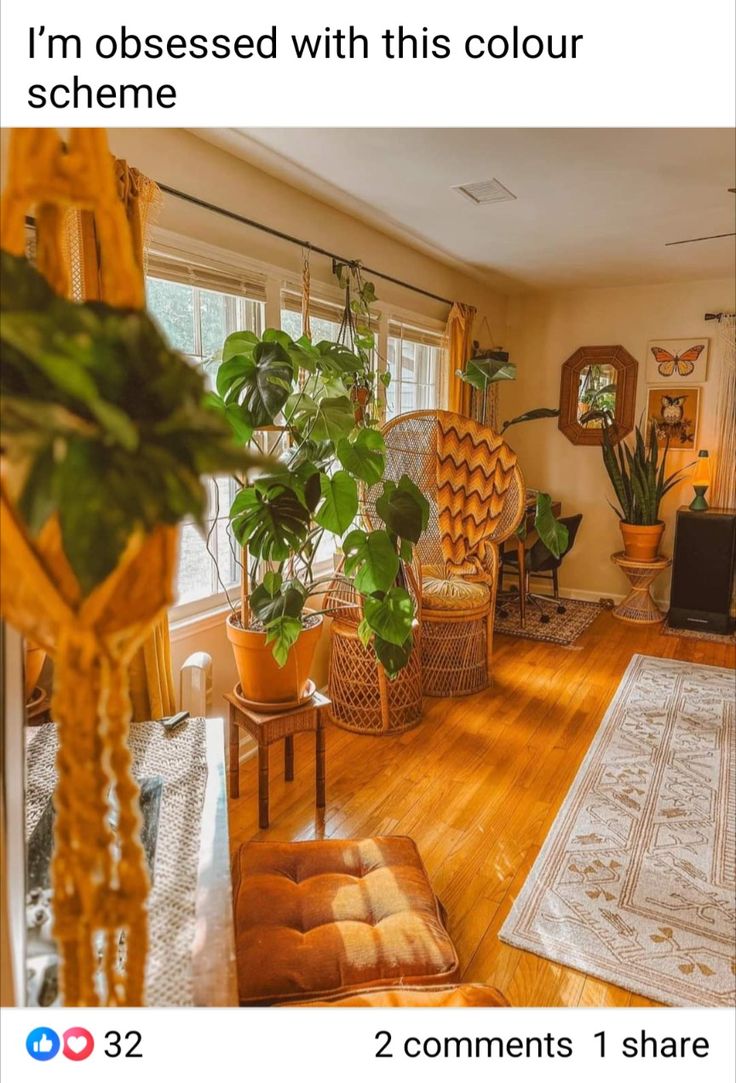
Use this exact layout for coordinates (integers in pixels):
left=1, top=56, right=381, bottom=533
left=446, top=302, right=477, bottom=417
left=66, top=161, right=175, bottom=721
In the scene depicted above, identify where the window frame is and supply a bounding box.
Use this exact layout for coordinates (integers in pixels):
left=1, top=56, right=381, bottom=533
left=145, top=262, right=264, bottom=623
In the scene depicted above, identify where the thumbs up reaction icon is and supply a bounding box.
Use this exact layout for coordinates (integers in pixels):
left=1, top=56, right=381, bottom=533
left=26, top=1027, right=61, bottom=1061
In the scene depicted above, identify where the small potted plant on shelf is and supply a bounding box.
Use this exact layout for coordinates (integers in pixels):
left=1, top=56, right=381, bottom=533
left=584, top=410, right=692, bottom=561
left=209, top=283, right=428, bottom=707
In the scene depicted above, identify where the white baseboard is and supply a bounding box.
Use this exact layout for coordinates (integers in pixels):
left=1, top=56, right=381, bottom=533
left=557, top=586, right=624, bottom=604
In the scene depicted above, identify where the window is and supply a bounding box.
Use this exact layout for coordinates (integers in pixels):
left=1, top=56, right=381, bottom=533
left=146, top=262, right=265, bottom=617
left=386, top=321, right=445, bottom=419
left=280, top=289, right=343, bottom=344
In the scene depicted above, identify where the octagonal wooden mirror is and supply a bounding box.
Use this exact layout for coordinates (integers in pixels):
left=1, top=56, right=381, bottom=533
left=558, top=344, right=638, bottom=445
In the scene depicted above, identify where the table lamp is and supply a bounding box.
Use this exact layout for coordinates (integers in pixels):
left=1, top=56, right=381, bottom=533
left=689, top=449, right=711, bottom=511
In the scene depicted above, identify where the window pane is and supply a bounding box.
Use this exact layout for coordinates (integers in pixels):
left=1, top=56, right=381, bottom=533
left=199, top=287, right=231, bottom=361
left=386, top=334, right=441, bottom=419
left=145, top=271, right=264, bottom=613
left=176, top=523, right=214, bottom=605
left=146, top=277, right=196, bottom=355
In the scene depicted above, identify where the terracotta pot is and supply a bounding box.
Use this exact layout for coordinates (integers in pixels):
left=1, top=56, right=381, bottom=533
left=619, top=521, right=665, bottom=562
left=24, top=641, right=46, bottom=702
left=226, top=612, right=323, bottom=705
left=351, top=386, right=370, bottom=424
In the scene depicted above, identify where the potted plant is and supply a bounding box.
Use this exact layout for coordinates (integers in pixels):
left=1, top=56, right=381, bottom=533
left=210, top=288, right=428, bottom=706
left=589, top=412, right=692, bottom=561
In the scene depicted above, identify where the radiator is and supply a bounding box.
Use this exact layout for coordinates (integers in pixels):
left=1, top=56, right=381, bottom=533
left=179, top=651, right=212, bottom=717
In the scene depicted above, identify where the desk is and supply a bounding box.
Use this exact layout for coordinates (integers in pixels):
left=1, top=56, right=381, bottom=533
left=504, top=499, right=562, bottom=627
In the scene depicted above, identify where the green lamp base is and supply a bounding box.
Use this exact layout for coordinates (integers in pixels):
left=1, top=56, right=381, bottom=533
left=689, top=485, right=709, bottom=512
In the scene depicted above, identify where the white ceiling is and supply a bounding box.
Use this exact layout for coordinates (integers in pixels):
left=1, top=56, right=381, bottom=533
left=194, top=128, right=735, bottom=292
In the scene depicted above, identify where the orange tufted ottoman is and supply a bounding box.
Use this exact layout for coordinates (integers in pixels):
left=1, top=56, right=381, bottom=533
left=232, top=836, right=460, bottom=1005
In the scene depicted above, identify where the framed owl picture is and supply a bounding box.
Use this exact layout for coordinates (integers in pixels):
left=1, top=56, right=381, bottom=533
left=646, top=338, right=709, bottom=384
left=646, top=385, right=700, bottom=451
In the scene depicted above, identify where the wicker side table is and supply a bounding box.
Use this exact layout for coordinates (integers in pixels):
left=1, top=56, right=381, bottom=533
left=328, top=620, right=423, bottom=735
left=225, top=689, right=329, bottom=828
left=611, top=551, right=672, bottom=624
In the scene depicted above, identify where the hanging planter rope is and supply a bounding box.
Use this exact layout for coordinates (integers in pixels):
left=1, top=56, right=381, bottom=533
left=0, top=129, right=252, bottom=1005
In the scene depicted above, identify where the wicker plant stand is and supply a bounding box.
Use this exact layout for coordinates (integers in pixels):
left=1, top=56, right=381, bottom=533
left=422, top=603, right=491, bottom=697
left=328, top=620, right=423, bottom=735
left=611, top=551, right=672, bottom=624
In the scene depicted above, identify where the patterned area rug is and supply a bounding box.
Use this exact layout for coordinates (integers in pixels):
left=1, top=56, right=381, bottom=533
left=500, top=654, right=736, bottom=1006
left=26, top=718, right=207, bottom=1006
left=495, top=595, right=604, bottom=645
left=662, top=623, right=736, bottom=645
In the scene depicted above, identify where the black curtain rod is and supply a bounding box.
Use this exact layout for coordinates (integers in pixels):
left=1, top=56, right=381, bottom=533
left=705, top=311, right=735, bottom=321
left=157, top=182, right=455, bottom=308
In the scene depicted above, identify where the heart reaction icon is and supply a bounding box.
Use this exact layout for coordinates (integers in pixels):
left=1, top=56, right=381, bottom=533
left=63, top=1027, right=95, bottom=1061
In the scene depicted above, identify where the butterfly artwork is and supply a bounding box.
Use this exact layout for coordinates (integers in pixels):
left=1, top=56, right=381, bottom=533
left=646, top=338, right=709, bottom=384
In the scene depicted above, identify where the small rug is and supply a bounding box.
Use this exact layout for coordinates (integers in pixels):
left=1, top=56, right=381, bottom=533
left=26, top=718, right=207, bottom=1006
left=495, top=595, right=604, bottom=645
left=499, top=654, right=736, bottom=1006
left=661, top=623, right=736, bottom=645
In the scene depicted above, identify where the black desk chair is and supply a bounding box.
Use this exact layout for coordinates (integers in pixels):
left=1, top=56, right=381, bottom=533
left=499, top=514, right=584, bottom=624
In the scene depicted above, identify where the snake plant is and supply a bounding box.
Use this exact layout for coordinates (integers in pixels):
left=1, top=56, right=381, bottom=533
left=594, top=412, right=692, bottom=525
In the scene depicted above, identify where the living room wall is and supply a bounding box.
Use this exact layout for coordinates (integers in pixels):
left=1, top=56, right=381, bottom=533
left=502, top=276, right=735, bottom=602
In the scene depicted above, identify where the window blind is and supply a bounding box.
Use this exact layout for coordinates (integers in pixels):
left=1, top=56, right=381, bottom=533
left=147, top=245, right=267, bottom=302
left=388, top=319, right=445, bottom=348
left=280, top=288, right=345, bottom=325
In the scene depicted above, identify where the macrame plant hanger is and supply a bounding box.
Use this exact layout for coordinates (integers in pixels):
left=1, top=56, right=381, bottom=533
left=0, top=129, right=176, bottom=1006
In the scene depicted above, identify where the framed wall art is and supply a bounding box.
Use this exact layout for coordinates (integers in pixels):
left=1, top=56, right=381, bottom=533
left=646, top=338, right=709, bottom=384
left=646, top=385, right=700, bottom=451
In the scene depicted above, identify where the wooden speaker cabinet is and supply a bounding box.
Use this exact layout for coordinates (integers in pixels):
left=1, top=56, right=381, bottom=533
left=668, top=507, right=736, bottom=635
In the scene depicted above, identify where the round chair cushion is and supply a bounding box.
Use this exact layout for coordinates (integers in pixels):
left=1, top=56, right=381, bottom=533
left=421, top=567, right=490, bottom=612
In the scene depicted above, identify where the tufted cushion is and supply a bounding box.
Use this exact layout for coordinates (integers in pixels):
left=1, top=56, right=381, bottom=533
left=422, top=565, right=490, bottom=612
left=291, top=982, right=509, bottom=1007
left=232, top=836, right=460, bottom=1005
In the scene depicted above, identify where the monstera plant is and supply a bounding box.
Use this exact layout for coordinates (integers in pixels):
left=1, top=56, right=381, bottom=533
left=210, top=298, right=428, bottom=705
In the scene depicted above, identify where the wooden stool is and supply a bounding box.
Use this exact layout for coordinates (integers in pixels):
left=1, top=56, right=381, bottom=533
left=611, top=551, right=672, bottom=624
left=225, top=689, right=329, bottom=828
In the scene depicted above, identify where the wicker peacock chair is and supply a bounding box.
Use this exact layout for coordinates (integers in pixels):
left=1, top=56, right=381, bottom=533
left=363, top=410, right=526, bottom=696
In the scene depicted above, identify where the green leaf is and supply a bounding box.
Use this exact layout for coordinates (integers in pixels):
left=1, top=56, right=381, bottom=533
left=336, top=428, right=385, bottom=484
left=357, top=618, right=373, bottom=648
left=310, top=395, right=356, bottom=444
left=373, top=635, right=412, bottom=679
left=363, top=587, right=414, bottom=646
left=250, top=580, right=305, bottom=627
left=375, top=475, right=429, bottom=542
left=262, top=570, right=282, bottom=596
left=459, top=356, right=517, bottom=391
left=264, top=616, right=303, bottom=667
left=232, top=342, right=296, bottom=426
left=343, top=529, right=400, bottom=594
left=230, top=484, right=310, bottom=561
left=222, top=330, right=258, bottom=363
left=500, top=407, right=560, bottom=433
left=314, top=470, right=358, bottom=534
left=534, top=492, right=569, bottom=559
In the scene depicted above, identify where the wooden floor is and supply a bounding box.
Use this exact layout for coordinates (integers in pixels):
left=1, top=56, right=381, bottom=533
left=227, top=613, right=735, bottom=1007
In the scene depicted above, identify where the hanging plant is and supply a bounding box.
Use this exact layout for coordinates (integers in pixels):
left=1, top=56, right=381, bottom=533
left=1, top=251, right=258, bottom=592
left=332, top=260, right=390, bottom=422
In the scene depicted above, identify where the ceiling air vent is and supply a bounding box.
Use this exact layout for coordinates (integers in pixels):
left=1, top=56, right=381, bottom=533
left=452, top=178, right=516, bottom=205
